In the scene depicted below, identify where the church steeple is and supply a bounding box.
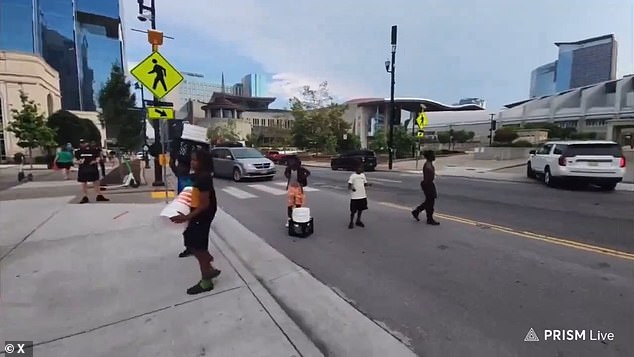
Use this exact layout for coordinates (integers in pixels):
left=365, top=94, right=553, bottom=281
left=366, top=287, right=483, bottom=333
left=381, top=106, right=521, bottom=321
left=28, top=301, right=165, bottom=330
left=221, top=72, right=225, bottom=93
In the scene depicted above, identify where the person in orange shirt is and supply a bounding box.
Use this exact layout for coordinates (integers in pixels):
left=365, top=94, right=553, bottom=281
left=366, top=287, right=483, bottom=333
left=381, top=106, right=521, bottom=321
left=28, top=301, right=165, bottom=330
left=284, top=156, right=311, bottom=227
left=170, top=149, right=220, bottom=295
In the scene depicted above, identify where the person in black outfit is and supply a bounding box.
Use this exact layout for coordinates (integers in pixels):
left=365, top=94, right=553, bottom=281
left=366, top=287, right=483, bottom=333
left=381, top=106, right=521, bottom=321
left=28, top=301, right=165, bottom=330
left=170, top=149, right=221, bottom=295
left=170, top=139, right=210, bottom=258
left=411, top=150, right=440, bottom=225
left=91, top=141, right=107, bottom=179
left=76, top=139, right=109, bottom=204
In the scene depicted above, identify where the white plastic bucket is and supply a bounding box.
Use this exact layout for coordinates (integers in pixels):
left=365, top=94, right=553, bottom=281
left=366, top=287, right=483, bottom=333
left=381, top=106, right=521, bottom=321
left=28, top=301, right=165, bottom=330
left=292, top=207, right=311, bottom=223
left=157, top=188, right=192, bottom=232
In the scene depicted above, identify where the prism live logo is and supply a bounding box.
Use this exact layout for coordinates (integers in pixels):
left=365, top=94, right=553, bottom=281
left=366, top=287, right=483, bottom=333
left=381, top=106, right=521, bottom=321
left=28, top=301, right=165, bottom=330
left=524, top=328, right=540, bottom=342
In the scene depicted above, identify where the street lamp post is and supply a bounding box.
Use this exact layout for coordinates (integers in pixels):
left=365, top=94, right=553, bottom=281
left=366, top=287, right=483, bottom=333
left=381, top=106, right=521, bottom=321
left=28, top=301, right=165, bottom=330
left=137, top=0, right=164, bottom=186
left=135, top=83, right=150, bottom=169
left=489, top=113, right=496, bottom=146
left=384, top=25, right=397, bottom=170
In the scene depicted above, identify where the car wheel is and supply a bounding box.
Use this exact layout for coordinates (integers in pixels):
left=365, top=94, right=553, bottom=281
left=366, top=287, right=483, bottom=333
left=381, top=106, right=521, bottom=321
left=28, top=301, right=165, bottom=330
left=599, top=183, right=617, bottom=191
left=543, top=167, right=556, bottom=187
left=526, top=162, right=536, bottom=179
left=233, top=168, right=242, bottom=182
left=331, top=164, right=337, bottom=171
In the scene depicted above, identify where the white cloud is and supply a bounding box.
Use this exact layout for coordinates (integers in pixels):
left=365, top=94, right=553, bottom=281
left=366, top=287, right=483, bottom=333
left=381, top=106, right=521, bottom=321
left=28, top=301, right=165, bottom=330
left=126, top=0, right=634, bottom=109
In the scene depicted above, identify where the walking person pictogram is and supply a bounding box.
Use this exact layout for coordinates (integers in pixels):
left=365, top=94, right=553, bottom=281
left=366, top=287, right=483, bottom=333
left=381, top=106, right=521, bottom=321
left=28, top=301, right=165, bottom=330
left=148, top=59, right=167, bottom=91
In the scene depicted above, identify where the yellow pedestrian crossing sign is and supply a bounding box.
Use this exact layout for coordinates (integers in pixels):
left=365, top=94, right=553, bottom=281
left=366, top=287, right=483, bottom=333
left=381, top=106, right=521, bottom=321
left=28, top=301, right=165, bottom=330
left=130, top=51, right=183, bottom=99
left=415, top=110, right=429, bottom=138
left=147, top=106, right=174, bottom=120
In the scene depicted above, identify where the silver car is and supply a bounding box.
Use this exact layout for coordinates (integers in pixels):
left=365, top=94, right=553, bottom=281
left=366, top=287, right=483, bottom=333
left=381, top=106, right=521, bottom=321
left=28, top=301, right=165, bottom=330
left=211, top=147, right=276, bottom=182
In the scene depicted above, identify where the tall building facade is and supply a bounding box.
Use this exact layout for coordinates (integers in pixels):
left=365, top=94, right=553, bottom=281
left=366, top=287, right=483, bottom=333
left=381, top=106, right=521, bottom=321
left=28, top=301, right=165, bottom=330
left=164, top=72, right=234, bottom=110
left=529, top=34, right=617, bottom=98
left=241, top=73, right=267, bottom=97
left=530, top=61, right=557, bottom=98
left=0, top=0, right=125, bottom=111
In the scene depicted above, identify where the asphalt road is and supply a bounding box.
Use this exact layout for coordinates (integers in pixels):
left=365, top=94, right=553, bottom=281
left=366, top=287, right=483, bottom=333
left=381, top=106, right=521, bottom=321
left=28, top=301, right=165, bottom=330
left=211, top=167, right=634, bottom=356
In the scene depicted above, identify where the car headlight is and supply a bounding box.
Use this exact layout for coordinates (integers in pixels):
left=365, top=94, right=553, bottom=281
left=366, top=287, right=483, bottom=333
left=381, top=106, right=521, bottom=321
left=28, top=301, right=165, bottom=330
left=245, top=163, right=255, bottom=169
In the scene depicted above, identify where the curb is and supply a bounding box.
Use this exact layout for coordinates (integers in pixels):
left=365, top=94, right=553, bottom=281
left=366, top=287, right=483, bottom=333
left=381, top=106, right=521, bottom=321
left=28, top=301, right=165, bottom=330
left=212, top=209, right=417, bottom=357
left=209, top=228, right=324, bottom=357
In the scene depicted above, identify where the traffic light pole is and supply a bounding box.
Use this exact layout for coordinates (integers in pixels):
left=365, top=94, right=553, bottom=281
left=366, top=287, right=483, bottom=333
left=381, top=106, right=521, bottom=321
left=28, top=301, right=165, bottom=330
left=387, top=25, right=397, bottom=171
left=489, top=113, right=496, bottom=146
left=141, top=0, right=164, bottom=186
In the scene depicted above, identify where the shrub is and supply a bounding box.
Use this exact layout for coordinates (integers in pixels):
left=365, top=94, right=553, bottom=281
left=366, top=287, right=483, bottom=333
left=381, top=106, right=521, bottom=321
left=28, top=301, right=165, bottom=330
left=512, top=140, right=534, bottom=147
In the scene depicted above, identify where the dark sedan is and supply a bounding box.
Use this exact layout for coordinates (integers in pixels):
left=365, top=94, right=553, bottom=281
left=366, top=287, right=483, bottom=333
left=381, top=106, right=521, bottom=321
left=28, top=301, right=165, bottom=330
left=330, top=150, right=377, bottom=171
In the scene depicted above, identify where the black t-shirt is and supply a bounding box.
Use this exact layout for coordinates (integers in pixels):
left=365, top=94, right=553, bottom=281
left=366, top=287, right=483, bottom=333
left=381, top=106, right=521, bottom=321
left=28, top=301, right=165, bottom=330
left=75, top=147, right=99, bottom=167
left=191, top=172, right=217, bottom=222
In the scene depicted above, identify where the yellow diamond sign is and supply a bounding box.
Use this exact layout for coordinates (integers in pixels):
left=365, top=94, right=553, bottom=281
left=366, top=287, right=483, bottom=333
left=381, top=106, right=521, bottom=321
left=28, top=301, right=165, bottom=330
left=130, top=51, right=183, bottom=99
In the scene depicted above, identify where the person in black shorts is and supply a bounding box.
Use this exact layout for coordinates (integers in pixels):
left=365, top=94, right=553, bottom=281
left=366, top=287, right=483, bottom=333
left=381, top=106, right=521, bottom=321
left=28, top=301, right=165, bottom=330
left=170, top=149, right=221, bottom=295
left=76, top=139, right=109, bottom=204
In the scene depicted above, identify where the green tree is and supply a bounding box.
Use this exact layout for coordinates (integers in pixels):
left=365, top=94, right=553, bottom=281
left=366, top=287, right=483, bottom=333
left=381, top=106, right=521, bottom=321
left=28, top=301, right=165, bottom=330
left=393, top=126, right=416, bottom=158
left=98, top=64, right=141, bottom=150
left=453, top=130, right=475, bottom=143
left=290, top=82, right=350, bottom=154
left=494, top=127, right=519, bottom=143
left=207, top=120, right=240, bottom=144
left=6, top=91, right=57, bottom=168
left=47, top=110, right=101, bottom=147
left=437, top=131, right=451, bottom=144
left=369, top=129, right=388, bottom=153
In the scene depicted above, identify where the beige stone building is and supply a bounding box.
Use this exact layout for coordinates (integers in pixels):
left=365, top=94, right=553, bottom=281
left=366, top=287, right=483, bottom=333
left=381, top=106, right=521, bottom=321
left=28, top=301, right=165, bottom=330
left=0, top=51, right=62, bottom=161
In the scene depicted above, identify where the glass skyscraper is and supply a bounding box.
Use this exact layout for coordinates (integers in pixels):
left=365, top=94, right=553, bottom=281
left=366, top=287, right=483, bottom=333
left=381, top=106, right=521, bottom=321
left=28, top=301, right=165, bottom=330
left=0, top=0, right=124, bottom=111
left=529, top=34, right=617, bottom=98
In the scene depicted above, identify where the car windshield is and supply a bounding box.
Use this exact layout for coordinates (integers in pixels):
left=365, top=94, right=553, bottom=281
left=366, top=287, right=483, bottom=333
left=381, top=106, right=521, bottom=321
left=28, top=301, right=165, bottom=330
left=564, top=144, right=622, bottom=157
left=233, top=148, right=265, bottom=159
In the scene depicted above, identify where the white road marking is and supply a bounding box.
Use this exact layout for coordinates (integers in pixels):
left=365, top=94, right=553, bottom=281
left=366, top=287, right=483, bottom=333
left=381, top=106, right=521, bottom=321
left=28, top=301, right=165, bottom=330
left=273, top=182, right=320, bottom=191
left=221, top=187, right=258, bottom=199
left=369, top=178, right=402, bottom=183
left=248, top=184, right=287, bottom=195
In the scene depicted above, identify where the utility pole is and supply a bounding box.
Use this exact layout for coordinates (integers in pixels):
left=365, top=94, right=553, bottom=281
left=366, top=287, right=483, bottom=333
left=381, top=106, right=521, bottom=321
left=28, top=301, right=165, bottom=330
left=137, top=0, right=164, bottom=186
left=385, top=25, right=397, bottom=170
left=489, top=113, right=496, bottom=146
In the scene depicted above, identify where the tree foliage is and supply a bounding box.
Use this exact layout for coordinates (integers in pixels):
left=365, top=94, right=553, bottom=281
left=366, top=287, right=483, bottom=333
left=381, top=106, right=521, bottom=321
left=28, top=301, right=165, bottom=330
left=6, top=91, right=57, bottom=165
left=437, top=130, right=474, bottom=144
left=290, top=82, right=351, bottom=154
left=370, top=127, right=414, bottom=158
left=494, top=127, right=519, bottom=143
left=47, top=110, right=101, bottom=147
left=98, top=64, right=141, bottom=150
left=207, top=120, right=240, bottom=144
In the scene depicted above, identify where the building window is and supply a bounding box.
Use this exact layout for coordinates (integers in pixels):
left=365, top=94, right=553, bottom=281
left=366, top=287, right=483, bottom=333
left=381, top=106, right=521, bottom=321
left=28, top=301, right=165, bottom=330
left=585, top=119, right=607, bottom=127
left=47, top=94, right=54, bottom=116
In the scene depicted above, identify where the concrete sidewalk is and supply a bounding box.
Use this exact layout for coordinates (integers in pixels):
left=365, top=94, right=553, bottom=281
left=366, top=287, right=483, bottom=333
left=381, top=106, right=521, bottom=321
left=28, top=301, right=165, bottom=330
left=0, top=196, right=416, bottom=356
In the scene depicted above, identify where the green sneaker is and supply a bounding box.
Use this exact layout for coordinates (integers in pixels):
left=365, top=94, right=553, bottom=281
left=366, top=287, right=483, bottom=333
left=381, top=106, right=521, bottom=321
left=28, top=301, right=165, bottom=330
left=186, top=279, right=214, bottom=295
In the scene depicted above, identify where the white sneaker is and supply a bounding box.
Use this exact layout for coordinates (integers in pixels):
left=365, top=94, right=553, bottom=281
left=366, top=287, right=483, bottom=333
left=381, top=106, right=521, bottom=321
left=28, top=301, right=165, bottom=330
left=285, top=220, right=289, bottom=228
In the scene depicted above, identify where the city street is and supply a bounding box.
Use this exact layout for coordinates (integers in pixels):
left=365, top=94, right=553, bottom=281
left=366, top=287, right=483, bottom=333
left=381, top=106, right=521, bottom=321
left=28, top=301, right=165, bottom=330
left=213, top=167, right=634, bottom=356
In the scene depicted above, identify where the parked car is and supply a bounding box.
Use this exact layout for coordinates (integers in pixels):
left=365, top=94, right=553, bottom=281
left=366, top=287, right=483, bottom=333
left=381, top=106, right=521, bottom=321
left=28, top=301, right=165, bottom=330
left=526, top=140, right=626, bottom=190
left=331, top=149, right=377, bottom=171
left=265, top=150, right=289, bottom=164
left=211, top=147, right=276, bottom=182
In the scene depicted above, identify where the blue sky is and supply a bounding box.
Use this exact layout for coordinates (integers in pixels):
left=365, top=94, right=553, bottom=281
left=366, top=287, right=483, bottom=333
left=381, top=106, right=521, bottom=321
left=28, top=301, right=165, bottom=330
left=123, top=0, right=634, bottom=110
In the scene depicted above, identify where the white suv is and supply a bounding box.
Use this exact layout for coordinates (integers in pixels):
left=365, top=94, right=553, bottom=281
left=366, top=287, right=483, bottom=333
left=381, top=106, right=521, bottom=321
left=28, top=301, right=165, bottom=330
left=526, top=140, right=626, bottom=190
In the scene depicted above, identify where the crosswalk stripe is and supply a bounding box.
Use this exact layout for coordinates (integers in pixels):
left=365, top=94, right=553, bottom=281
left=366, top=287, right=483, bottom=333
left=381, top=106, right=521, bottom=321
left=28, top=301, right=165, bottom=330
left=248, top=184, right=287, bottom=195
left=222, top=187, right=258, bottom=199
left=272, top=182, right=320, bottom=192
left=369, top=178, right=402, bottom=183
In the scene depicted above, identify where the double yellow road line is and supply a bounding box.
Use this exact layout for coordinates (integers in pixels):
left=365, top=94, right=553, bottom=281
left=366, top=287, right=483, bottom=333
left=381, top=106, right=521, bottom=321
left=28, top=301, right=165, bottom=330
left=378, top=202, right=634, bottom=261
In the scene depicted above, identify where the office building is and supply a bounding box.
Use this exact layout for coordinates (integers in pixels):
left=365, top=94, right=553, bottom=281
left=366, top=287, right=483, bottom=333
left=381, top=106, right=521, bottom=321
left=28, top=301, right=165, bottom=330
left=0, top=0, right=125, bottom=111
left=165, top=72, right=233, bottom=110
left=240, top=73, right=267, bottom=97
left=529, top=34, right=617, bottom=98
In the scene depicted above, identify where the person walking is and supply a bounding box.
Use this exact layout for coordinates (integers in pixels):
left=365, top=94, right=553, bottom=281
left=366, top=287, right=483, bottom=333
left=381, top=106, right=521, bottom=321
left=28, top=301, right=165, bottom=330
left=54, top=144, right=74, bottom=180
left=76, top=139, right=109, bottom=204
left=170, top=139, right=196, bottom=258
left=170, top=149, right=221, bottom=295
left=347, top=162, right=371, bottom=229
left=411, top=150, right=440, bottom=225
left=284, top=156, right=310, bottom=227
